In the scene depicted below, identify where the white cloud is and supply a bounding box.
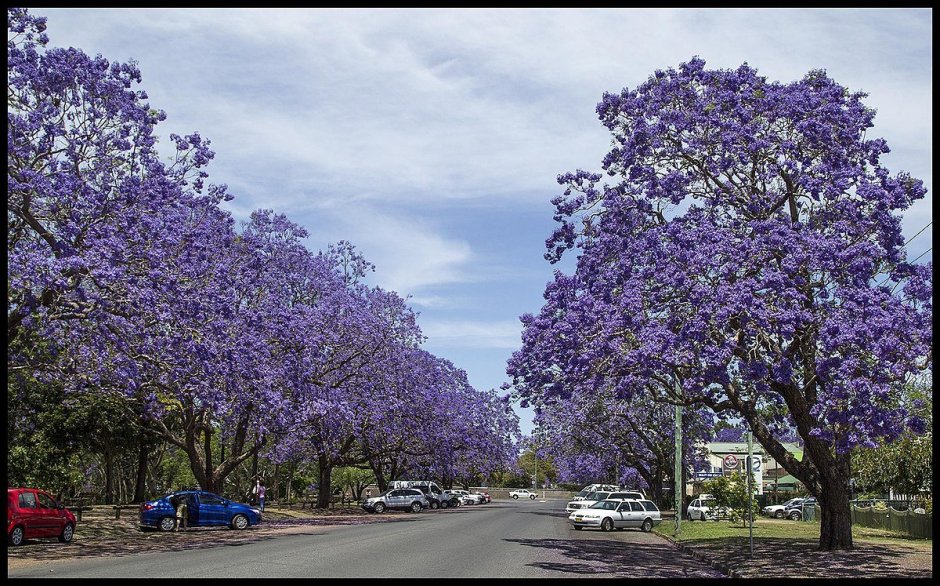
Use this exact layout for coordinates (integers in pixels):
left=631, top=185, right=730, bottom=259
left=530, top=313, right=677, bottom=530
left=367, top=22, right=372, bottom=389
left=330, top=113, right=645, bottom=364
left=420, top=319, right=522, bottom=349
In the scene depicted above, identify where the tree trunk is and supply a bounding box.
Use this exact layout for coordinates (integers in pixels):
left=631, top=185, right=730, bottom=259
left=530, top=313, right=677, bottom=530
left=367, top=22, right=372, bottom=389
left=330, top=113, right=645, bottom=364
left=316, top=454, right=333, bottom=509
left=104, top=450, right=114, bottom=505
left=816, top=452, right=854, bottom=550
left=133, top=440, right=149, bottom=503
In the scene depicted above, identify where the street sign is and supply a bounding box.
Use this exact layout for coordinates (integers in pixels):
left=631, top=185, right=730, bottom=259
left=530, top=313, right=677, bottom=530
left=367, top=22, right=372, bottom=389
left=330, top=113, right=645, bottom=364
left=723, top=454, right=738, bottom=469
left=695, top=471, right=723, bottom=479
left=750, top=455, right=762, bottom=472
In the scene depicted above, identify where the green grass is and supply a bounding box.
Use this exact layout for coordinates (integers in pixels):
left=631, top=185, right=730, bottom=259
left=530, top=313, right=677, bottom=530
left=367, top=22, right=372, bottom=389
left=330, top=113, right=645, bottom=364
left=653, top=517, right=931, bottom=550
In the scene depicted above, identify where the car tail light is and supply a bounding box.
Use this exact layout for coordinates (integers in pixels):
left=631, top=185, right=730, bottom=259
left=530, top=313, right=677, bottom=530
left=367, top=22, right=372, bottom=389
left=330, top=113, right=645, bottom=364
left=141, top=503, right=155, bottom=511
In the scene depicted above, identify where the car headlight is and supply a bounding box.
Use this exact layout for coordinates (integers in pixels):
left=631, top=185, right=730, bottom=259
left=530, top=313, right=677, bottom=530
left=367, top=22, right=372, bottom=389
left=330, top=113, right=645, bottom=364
left=251, top=508, right=261, bottom=515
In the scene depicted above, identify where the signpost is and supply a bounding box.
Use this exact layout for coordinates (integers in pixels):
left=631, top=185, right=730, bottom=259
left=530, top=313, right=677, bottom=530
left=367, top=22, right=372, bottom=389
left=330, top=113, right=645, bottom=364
left=747, top=431, right=754, bottom=559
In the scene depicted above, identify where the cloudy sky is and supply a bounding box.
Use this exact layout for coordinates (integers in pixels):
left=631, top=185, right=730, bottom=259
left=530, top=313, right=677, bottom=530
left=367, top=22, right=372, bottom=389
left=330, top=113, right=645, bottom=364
left=37, top=8, right=932, bottom=435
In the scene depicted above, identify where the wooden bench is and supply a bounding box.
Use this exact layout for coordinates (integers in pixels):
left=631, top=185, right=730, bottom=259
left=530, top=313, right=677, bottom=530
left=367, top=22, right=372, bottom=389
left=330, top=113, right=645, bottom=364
left=63, top=492, right=98, bottom=522
left=112, top=504, right=139, bottom=519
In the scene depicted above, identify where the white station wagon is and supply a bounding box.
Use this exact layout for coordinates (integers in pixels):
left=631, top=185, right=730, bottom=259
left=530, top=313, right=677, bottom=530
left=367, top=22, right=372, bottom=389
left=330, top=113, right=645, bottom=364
left=569, top=499, right=662, bottom=532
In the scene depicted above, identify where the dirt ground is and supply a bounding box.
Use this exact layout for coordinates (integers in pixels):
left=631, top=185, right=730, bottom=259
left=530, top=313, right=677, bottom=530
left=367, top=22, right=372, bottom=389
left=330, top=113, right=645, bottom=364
left=7, top=505, right=399, bottom=571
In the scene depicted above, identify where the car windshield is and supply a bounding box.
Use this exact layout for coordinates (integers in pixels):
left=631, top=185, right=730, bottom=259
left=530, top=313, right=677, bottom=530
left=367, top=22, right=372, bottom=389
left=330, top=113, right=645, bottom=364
left=701, top=499, right=717, bottom=507
left=576, top=490, right=590, bottom=498
left=378, top=490, right=393, bottom=497
left=589, top=500, right=619, bottom=510
left=586, top=491, right=609, bottom=500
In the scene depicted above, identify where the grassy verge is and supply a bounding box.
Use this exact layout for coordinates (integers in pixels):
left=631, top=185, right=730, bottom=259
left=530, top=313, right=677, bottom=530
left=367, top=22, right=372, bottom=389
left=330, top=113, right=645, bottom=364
left=654, top=517, right=931, bottom=549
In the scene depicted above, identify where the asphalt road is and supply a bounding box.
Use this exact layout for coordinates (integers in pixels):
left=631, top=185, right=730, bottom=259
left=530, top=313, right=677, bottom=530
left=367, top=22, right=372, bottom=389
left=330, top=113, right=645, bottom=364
left=8, top=498, right=724, bottom=578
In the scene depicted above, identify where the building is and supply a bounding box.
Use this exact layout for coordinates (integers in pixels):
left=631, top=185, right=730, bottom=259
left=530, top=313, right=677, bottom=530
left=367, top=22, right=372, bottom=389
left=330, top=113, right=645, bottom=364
left=694, top=441, right=804, bottom=495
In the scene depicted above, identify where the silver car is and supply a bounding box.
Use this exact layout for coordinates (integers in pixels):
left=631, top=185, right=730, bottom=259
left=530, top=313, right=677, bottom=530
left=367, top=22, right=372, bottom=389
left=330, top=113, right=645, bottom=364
left=569, top=499, right=662, bottom=532
left=362, top=488, right=429, bottom=513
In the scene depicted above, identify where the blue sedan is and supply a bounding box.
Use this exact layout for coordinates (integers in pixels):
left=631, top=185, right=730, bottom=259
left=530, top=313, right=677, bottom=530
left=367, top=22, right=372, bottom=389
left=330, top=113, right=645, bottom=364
left=139, top=490, right=262, bottom=532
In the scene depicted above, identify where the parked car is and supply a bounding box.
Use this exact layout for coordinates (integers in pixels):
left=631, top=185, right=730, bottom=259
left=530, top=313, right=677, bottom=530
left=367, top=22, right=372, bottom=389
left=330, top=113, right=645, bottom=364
left=468, top=491, right=488, bottom=504
left=8, top=487, right=77, bottom=546
left=449, top=489, right=483, bottom=505
left=509, top=489, right=537, bottom=500
left=570, top=490, right=644, bottom=511
left=572, top=484, right=620, bottom=501
left=787, top=497, right=817, bottom=520
left=388, top=480, right=449, bottom=509
left=442, top=490, right=463, bottom=507
left=763, top=498, right=803, bottom=519
left=139, top=490, right=261, bottom=531
left=479, top=491, right=491, bottom=504
left=686, top=495, right=730, bottom=521
left=362, top=488, right=428, bottom=513
left=569, top=499, right=662, bottom=532
left=566, top=491, right=644, bottom=513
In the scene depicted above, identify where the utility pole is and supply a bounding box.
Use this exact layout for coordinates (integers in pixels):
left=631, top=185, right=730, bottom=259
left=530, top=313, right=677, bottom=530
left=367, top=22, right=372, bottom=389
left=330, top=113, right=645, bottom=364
left=675, top=399, right=683, bottom=535
left=747, top=429, right=754, bottom=559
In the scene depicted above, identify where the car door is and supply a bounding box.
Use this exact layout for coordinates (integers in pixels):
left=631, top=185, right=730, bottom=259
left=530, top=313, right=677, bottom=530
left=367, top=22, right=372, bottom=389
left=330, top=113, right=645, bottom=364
left=16, top=490, right=43, bottom=538
left=628, top=501, right=646, bottom=527
left=614, top=501, right=632, bottom=528
left=386, top=490, right=402, bottom=509
left=197, top=492, right=228, bottom=526
left=36, top=491, right=64, bottom=537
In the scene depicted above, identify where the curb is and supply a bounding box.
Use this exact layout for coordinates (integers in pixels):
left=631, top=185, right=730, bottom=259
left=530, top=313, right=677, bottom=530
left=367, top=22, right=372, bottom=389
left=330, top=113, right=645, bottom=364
left=656, top=531, right=742, bottom=579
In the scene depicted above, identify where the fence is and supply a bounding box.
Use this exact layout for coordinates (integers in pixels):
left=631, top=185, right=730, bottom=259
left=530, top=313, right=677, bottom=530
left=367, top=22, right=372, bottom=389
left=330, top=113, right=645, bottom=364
left=851, top=505, right=932, bottom=539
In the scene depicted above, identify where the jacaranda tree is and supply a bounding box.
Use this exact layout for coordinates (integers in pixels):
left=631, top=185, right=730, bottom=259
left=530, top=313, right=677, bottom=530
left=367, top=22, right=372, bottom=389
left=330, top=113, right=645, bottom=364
left=510, top=57, right=931, bottom=550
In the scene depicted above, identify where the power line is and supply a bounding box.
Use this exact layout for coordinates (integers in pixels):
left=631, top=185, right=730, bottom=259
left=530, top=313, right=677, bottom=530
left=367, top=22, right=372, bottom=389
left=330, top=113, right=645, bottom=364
left=908, top=247, right=932, bottom=265
left=903, top=221, right=932, bottom=248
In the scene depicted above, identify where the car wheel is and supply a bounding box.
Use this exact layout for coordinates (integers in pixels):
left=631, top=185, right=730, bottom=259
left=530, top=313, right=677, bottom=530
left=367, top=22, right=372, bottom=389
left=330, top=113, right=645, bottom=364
left=159, top=516, right=177, bottom=532
left=411, top=502, right=423, bottom=513
left=601, top=518, right=614, bottom=532
left=430, top=501, right=439, bottom=510
left=775, top=510, right=785, bottom=519
left=374, top=502, right=386, bottom=513
left=687, top=512, right=694, bottom=522
left=573, top=525, right=583, bottom=530
left=9, top=526, right=24, bottom=546
left=440, top=500, right=448, bottom=509
left=231, top=514, right=249, bottom=530
left=59, top=523, right=75, bottom=543
left=512, top=495, right=519, bottom=499
left=641, top=518, right=653, bottom=532
left=789, top=511, right=801, bottom=521
left=530, top=495, right=536, bottom=500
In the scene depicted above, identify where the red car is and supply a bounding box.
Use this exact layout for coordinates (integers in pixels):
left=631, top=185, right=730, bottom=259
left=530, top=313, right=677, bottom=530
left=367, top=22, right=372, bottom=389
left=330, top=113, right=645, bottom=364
left=7, top=487, right=77, bottom=546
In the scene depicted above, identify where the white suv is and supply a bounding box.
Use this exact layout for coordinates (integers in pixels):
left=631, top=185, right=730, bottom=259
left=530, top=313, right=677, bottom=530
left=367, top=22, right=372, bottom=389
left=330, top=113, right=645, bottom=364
left=362, top=488, right=429, bottom=513
left=566, top=490, right=645, bottom=513
left=509, top=489, right=537, bottom=500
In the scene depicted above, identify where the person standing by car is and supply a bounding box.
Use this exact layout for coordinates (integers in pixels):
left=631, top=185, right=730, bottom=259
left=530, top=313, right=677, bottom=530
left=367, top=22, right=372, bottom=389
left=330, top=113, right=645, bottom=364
left=173, top=494, right=188, bottom=531
left=256, top=479, right=266, bottom=513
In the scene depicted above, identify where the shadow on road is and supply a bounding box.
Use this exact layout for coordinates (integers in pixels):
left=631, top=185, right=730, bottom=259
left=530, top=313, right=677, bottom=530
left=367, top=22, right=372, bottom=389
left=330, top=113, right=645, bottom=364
left=503, top=537, right=724, bottom=578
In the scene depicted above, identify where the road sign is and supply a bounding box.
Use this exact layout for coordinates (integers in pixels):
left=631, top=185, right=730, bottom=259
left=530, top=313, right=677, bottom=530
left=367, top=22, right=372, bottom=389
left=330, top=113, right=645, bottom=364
left=723, top=454, right=738, bottom=469
left=750, top=455, right=762, bottom=472
left=695, top=471, right=723, bottom=479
